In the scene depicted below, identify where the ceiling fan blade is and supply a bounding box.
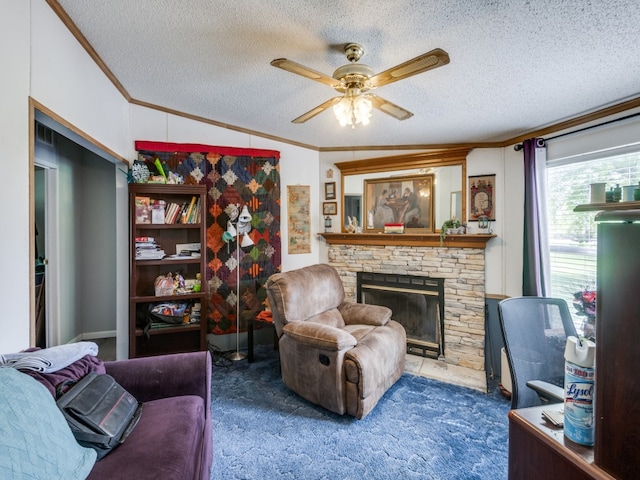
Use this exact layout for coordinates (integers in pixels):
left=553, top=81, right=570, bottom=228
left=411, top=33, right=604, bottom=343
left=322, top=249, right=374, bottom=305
left=368, top=95, right=414, bottom=121
left=271, top=58, right=338, bottom=87
left=369, top=48, right=450, bottom=87
left=292, top=97, right=342, bottom=123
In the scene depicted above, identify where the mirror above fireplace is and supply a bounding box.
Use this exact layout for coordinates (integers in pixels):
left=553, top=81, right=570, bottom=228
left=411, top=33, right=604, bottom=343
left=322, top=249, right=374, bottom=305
left=335, top=147, right=470, bottom=233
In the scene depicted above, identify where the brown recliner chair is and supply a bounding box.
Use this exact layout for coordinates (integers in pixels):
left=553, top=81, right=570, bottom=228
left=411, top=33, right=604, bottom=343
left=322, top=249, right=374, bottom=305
left=265, top=264, right=406, bottom=419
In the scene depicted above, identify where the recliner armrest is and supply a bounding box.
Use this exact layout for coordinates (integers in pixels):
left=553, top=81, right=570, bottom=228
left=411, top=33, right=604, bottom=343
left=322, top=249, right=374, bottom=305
left=338, top=302, right=391, bottom=326
left=283, top=322, right=357, bottom=351
left=526, top=380, right=564, bottom=404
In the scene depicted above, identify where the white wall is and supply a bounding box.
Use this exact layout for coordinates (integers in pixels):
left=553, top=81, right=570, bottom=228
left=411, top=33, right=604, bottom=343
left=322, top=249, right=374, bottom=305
left=78, top=148, right=117, bottom=337
left=30, top=1, right=130, bottom=159
left=0, top=0, right=31, bottom=353
left=468, top=147, right=525, bottom=297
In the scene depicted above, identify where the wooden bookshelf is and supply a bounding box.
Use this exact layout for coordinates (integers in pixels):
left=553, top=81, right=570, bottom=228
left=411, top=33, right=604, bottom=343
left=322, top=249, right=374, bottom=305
left=128, top=184, right=207, bottom=358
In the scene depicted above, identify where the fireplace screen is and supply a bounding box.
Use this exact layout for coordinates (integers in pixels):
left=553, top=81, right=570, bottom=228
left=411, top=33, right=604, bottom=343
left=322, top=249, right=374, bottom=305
left=357, top=272, right=445, bottom=359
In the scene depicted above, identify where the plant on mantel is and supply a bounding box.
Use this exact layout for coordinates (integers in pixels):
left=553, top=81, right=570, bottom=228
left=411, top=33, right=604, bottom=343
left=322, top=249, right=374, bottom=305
left=440, top=218, right=462, bottom=245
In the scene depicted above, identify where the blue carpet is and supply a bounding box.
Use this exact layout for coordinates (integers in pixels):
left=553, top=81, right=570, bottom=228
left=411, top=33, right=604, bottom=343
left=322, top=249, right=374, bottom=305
left=210, top=345, right=510, bottom=480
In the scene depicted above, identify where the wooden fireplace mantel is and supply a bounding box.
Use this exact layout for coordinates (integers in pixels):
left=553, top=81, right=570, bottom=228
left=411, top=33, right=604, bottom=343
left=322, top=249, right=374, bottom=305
left=318, top=233, right=496, bottom=249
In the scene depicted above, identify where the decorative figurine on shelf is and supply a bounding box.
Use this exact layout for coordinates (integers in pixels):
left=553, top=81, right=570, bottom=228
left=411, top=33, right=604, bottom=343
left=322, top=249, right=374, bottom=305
left=345, top=216, right=360, bottom=233
left=612, top=184, right=622, bottom=202
left=346, top=216, right=356, bottom=233
left=173, top=272, right=186, bottom=293
left=478, top=214, right=493, bottom=233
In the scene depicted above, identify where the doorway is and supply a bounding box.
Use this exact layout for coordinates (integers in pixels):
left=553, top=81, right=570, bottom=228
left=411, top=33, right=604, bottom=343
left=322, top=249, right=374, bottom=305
left=33, top=115, right=121, bottom=350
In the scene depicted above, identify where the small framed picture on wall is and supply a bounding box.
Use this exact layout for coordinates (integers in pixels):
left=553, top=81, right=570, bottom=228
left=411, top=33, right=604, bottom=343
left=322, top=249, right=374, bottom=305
left=324, top=182, right=336, bottom=200
left=468, top=174, right=495, bottom=221
left=323, top=202, right=337, bottom=215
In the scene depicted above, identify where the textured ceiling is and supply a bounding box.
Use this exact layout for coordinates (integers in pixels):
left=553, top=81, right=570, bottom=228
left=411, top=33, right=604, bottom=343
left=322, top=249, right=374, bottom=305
left=53, top=0, right=640, bottom=150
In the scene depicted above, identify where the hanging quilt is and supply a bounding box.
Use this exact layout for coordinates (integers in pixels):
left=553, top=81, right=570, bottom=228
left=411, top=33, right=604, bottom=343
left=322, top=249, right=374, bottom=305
left=135, top=141, right=281, bottom=335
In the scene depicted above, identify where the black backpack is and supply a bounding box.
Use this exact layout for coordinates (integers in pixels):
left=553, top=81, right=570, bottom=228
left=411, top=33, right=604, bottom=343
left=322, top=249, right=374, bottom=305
left=56, top=373, right=143, bottom=460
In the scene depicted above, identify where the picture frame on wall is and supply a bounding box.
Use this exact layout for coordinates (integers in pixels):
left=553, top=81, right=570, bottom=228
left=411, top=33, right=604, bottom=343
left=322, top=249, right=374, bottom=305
left=323, top=201, right=338, bottom=215
left=363, top=174, right=434, bottom=232
left=468, top=174, right=495, bottom=221
left=324, top=182, right=336, bottom=200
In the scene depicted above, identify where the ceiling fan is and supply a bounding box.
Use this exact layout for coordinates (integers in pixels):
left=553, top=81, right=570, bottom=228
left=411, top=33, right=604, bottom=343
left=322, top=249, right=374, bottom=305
left=271, top=43, right=450, bottom=127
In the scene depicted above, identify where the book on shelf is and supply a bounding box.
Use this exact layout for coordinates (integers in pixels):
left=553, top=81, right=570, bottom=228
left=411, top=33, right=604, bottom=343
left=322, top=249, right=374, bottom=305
left=163, top=200, right=198, bottom=224
left=135, top=242, right=158, bottom=249
left=163, top=202, right=177, bottom=224
left=186, top=197, right=201, bottom=224
left=135, top=249, right=166, bottom=260
left=183, top=196, right=197, bottom=224
left=135, top=238, right=165, bottom=260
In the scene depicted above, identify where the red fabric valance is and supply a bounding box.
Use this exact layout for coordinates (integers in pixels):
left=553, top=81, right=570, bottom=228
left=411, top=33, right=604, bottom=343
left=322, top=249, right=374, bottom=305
left=135, top=140, right=280, bottom=159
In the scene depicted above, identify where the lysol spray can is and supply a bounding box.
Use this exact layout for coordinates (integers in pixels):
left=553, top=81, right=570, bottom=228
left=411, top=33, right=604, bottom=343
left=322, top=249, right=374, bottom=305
left=564, top=336, right=596, bottom=446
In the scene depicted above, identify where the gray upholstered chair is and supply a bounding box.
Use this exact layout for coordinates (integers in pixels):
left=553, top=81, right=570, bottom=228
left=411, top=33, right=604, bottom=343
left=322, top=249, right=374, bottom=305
left=265, top=264, right=406, bottom=419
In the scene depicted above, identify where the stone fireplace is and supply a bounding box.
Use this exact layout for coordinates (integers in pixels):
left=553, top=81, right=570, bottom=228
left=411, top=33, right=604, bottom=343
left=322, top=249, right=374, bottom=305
left=322, top=234, right=491, bottom=391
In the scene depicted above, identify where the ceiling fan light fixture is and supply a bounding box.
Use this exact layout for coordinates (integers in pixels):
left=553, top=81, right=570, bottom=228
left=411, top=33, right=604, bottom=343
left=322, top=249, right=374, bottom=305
left=271, top=44, right=447, bottom=125
left=333, top=92, right=372, bottom=128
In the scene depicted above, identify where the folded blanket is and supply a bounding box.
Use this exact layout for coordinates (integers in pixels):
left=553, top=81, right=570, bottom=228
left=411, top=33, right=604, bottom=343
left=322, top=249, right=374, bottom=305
left=0, top=341, right=99, bottom=373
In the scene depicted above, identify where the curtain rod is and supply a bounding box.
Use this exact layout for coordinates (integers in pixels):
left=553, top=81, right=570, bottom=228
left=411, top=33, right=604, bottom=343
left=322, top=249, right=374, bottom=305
left=514, top=110, right=640, bottom=151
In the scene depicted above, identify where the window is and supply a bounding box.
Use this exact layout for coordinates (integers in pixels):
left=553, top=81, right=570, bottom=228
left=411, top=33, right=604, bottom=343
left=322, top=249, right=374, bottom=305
left=546, top=148, right=640, bottom=332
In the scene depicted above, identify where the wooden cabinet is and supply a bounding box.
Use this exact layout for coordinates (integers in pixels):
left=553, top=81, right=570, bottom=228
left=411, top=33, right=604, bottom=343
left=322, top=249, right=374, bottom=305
left=508, top=405, right=615, bottom=480
left=128, top=184, right=207, bottom=357
left=594, top=210, right=640, bottom=478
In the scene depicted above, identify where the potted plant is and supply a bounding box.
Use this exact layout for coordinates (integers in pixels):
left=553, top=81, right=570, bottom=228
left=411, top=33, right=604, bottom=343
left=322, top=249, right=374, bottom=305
left=440, top=218, right=462, bottom=245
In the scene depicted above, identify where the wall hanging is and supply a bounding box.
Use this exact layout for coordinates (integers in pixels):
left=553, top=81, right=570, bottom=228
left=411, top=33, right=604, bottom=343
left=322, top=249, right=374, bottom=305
left=135, top=141, right=281, bottom=336
left=287, top=185, right=311, bottom=254
left=468, top=174, right=496, bottom=222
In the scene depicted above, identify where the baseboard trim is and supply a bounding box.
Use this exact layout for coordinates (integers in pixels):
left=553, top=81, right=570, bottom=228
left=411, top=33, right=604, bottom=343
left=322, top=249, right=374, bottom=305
left=67, top=331, right=117, bottom=344
left=82, top=330, right=117, bottom=340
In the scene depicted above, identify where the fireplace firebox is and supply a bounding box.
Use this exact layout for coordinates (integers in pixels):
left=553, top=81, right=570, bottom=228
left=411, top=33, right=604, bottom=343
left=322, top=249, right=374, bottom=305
left=356, top=272, right=445, bottom=359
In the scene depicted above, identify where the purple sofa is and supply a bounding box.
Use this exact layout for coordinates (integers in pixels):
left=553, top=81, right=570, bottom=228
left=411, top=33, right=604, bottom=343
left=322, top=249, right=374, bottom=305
left=29, top=351, right=213, bottom=480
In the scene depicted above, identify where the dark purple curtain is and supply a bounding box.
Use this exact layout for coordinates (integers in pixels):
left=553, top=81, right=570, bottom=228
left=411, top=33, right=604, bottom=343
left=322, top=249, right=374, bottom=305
left=522, top=138, right=550, bottom=296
